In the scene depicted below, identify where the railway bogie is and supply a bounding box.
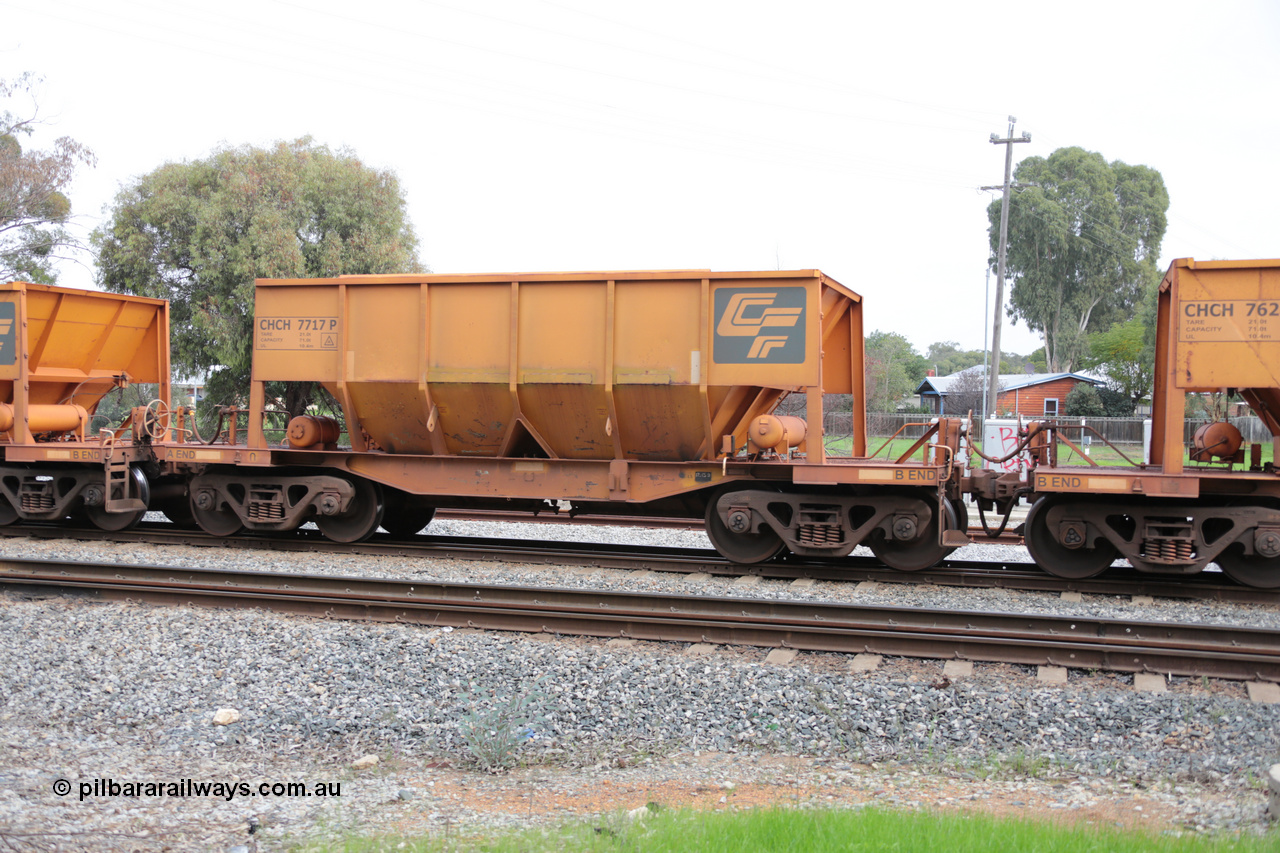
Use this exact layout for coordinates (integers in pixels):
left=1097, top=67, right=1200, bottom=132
left=1024, top=495, right=1280, bottom=587
left=0, top=464, right=111, bottom=524
left=703, top=485, right=961, bottom=570
left=189, top=468, right=358, bottom=532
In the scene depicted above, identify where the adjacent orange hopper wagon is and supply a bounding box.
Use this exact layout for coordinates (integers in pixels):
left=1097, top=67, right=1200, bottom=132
left=1024, top=258, right=1280, bottom=588
left=1151, top=258, right=1280, bottom=472
left=0, top=282, right=169, bottom=530
left=0, top=282, right=169, bottom=446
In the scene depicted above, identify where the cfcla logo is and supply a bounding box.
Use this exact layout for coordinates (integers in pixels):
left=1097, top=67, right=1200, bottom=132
left=0, top=300, right=13, bottom=367
left=715, top=293, right=802, bottom=359
left=712, top=287, right=806, bottom=365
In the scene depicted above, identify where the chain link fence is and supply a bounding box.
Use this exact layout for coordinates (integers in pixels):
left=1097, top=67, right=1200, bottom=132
left=859, top=412, right=1273, bottom=446
left=773, top=394, right=1273, bottom=449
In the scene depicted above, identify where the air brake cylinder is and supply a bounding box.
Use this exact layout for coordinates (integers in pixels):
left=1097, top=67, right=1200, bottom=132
left=286, top=415, right=341, bottom=449
left=1191, top=421, right=1243, bottom=462
left=0, top=403, right=89, bottom=435
left=746, top=415, right=807, bottom=455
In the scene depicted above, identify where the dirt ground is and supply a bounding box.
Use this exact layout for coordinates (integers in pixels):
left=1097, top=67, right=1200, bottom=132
left=368, top=751, right=1272, bottom=840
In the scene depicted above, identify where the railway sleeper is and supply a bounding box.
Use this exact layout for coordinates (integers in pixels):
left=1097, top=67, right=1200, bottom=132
left=189, top=471, right=356, bottom=533
left=1026, top=496, right=1280, bottom=587
left=708, top=488, right=945, bottom=564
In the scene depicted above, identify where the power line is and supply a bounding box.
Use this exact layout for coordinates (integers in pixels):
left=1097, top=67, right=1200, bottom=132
left=5, top=0, right=993, bottom=187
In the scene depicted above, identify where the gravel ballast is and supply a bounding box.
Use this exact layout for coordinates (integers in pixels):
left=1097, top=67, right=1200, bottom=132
left=0, top=526, right=1277, bottom=849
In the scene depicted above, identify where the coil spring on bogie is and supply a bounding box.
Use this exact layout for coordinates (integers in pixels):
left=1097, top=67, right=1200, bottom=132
left=1142, top=538, right=1195, bottom=562
left=798, top=524, right=845, bottom=546
left=20, top=493, right=53, bottom=512
left=247, top=502, right=285, bottom=521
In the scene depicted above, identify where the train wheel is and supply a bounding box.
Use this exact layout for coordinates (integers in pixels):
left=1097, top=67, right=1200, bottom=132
left=316, top=477, right=385, bottom=543
left=0, top=496, right=16, bottom=526
left=1024, top=497, right=1118, bottom=579
left=190, top=490, right=243, bottom=536
left=160, top=496, right=200, bottom=529
left=380, top=495, right=436, bottom=539
left=870, top=499, right=957, bottom=571
left=85, top=467, right=149, bottom=532
left=945, top=498, right=968, bottom=557
left=704, top=490, right=785, bottom=565
left=951, top=498, right=970, bottom=534
left=1215, top=546, right=1280, bottom=589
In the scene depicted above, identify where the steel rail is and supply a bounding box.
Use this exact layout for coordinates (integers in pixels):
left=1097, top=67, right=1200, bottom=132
left=1, top=522, right=1275, bottom=605
left=435, top=508, right=1026, bottom=544
left=2, top=557, right=1278, bottom=681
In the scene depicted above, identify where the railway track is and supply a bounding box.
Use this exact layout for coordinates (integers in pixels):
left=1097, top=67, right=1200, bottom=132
left=0, top=521, right=1274, bottom=605
left=3, top=556, right=1277, bottom=682
left=433, top=508, right=1028, bottom=544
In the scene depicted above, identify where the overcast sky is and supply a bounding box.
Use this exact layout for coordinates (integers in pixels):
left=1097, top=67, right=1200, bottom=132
left=2, top=0, right=1277, bottom=358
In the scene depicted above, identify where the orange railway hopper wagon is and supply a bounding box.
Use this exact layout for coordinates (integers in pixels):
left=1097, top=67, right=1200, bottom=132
left=0, top=282, right=170, bottom=530
left=174, top=270, right=967, bottom=569
left=1019, top=258, right=1280, bottom=588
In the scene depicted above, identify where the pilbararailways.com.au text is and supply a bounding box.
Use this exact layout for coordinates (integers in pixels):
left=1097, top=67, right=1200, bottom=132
left=53, top=777, right=342, bottom=802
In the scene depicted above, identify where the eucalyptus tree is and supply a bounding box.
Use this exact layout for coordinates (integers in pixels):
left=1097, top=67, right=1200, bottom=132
left=1084, top=317, right=1154, bottom=410
left=93, top=138, right=423, bottom=418
left=988, top=147, right=1168, bottom=372
left=1, top=74, right=95, bottom=283
left=865, top=331, right=928, bottom=412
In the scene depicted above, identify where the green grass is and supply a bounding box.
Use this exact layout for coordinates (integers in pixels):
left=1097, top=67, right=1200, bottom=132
left=298, top=806, right=1276, bottom=852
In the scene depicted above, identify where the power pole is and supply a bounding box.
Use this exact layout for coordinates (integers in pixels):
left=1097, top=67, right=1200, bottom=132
left=981, top=266, right=990, bottom=427
left=983, top=116, right=1031, bottom=420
